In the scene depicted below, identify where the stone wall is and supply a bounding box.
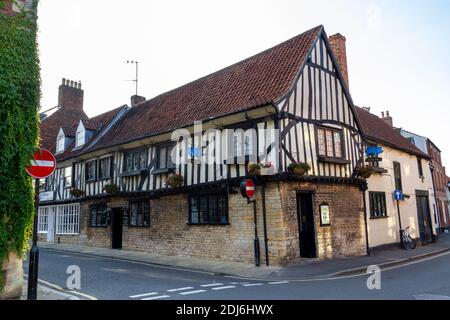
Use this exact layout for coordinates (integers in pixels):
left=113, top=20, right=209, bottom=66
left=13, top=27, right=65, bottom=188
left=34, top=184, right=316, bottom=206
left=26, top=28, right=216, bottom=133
left=279, top=181, right=367, bottom=260
left=38, top=181, right=367, bottom=265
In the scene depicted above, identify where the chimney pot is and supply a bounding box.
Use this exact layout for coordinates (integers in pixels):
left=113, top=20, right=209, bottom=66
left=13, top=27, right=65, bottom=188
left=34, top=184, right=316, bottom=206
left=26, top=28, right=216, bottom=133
left=382, top=112, right=385, bottom=117
left=58, top=77, right=84, bottom=111
left=131, top=95, right=146, bottom=107
left=386, top=111, right=390, bottom=117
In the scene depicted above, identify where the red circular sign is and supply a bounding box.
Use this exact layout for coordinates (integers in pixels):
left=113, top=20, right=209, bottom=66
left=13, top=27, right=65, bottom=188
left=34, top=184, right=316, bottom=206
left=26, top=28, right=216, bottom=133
left=240, top=179, right=255, bottom=199
left=25, top=149, right=57, bottom=179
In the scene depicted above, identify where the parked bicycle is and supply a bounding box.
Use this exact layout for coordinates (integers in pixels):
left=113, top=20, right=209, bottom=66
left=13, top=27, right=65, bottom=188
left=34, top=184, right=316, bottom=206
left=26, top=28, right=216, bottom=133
left=401, top=226, right=416, bottom=249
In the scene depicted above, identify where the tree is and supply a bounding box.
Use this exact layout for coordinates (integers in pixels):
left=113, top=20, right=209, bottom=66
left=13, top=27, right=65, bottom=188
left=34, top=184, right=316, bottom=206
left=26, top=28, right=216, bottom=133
left=0, top=0, right=40, bottom=297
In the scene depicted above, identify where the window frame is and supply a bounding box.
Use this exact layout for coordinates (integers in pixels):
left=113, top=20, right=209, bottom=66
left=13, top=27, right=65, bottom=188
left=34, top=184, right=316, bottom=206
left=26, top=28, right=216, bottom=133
left=75, top=129, right=85, bottom=148
left=85, top=160, right=97, bottom=182
left=393, top=161, right=403, bottom=191
left=63, top=166, right=72, bottom=188
left=98, top=156, right=112, bottom=180
left=316, top=125, right=345, bottom=160
left=123, top=149, right=147, bottom=174
left=369, top=192, right=388, bottom=219
left=417, top=156, right=424, bottom=178
left=56, top=132, right=65, bottom=153
left=128, top=200, right=151, bottom=227
left=89, top=202, right=109, bottom=227
left=188, top=193, right=229, bottom=226
left=154, top=142, right=176, bottom=173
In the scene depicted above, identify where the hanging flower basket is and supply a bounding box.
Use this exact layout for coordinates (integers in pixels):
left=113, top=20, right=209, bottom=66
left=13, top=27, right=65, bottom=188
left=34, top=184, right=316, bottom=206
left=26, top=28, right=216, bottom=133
left=70, top=188, right=84, bottom=198
left=288, top=162, right=311, bottom=176
left=356, top=165, right=375, bottom=178
left=167, top=173, right=183, bottom=188
left=103, top=183, right=119, bottom=194
left=248, top=163, right=261, bottom=176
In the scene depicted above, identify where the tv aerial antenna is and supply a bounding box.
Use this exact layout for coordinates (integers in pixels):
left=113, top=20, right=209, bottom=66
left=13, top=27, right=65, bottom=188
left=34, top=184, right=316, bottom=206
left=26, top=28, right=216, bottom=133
left=126, top=60, right=139, bottom=95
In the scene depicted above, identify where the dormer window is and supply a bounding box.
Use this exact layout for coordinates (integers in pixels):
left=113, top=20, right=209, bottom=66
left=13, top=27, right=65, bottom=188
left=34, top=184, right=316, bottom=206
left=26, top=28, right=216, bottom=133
left=75, top=121, right=85, bottom=148
left=56, top=129, right=65, bottom=153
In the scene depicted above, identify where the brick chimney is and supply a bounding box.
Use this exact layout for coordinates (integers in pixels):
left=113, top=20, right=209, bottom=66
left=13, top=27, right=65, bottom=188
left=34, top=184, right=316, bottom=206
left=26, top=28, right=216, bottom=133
left=329, top=33, right=349, bottom=89
left=381, top=111, right=393, bottom=127
left=58, top=78, right=84, bottom=112
left=131, top=95, right=146, bottom=107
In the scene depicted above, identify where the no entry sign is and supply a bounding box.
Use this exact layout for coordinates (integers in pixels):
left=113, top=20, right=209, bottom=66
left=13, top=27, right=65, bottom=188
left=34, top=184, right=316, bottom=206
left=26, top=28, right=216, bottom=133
left=26, top=149, right=56, bottom=179
left=240, top=179, right=256, bottom=199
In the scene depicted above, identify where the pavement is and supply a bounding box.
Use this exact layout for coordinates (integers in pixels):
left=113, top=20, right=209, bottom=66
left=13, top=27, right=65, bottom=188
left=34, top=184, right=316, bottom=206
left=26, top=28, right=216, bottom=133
left=20, top=280, right=79, bottom=300
left=37, top=233, right=450, bottom=281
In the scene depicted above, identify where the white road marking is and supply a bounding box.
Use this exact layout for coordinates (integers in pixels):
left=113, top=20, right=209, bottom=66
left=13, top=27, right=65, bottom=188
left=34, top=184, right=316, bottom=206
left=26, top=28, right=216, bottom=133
left=225, top=251, right=450, bottom=283
left=179, top=290, right=207, bottom=295
left=167, top=287, right=194, bottom=292
left=130, top=292, right=158, bottom=299
left=243, top=283, right=263, bottom=287
left=268, top=281, right=289, bottom=285
left=141, top=295, right=170, bottom=300
left=200, top=283, right=224, bottom=287
left=211, top=285, right=236, bottom=291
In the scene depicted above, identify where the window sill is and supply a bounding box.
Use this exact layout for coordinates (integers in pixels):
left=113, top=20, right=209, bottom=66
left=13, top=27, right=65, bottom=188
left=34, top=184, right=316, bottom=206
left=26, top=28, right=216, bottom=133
left=86, top=179, right=97, bottom=183
left=121, top=170, right=143, bottom=177
left=317, top=156, right=351, bottom=165
left=372, top=167, right=388, bottom=174
left=151, top=168, right=176, bottom=175
left=128, top=225, right=151, bottom=228
left=187, top=223, right=230, bottom=226
left=370, top=215, right=389, bottom=220
left=88, top=225, right=108, bottom=228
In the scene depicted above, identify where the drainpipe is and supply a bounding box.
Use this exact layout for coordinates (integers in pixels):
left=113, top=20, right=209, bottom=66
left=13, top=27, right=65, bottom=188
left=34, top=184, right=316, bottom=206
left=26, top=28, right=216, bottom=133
left=261, top=183, right=269, bottom=266
left=362, top=187, right=370, bottom=256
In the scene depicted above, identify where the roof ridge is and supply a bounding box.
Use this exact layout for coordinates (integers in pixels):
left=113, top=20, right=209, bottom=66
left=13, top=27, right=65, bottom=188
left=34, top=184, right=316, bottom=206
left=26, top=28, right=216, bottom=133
left=140, top=25, right=323, bottom=107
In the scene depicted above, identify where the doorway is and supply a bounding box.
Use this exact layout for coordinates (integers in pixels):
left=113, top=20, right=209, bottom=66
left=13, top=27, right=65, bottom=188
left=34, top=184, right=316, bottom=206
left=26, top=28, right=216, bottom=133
left=297, top=192, right=317, bottom=258
left=416, top=191, right=433, bottom=244
left=46, top=207, right=56, bottom=243
left=111, top=208, right=123, bottom=249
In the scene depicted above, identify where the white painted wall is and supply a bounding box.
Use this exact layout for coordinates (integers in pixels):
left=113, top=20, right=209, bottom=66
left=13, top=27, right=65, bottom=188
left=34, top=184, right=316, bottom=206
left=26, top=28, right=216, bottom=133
left=365, top=145, right=436, bottom=248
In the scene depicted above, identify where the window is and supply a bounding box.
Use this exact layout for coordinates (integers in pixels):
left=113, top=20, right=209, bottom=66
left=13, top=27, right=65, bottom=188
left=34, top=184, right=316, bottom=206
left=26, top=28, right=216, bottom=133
left=45, top=176, right=54, bottom=191
left=37, top=207, right=49, bottom=234
left=317, top=127, right=343, bottom=158
left=99, top=157, right=111, bottom=179
left=369, top=192, right=387, bottom=218
left=417, top=157, right=423, bottom=177
left=189, top=193, right=228, bottom=225
left=89, top=202, right=109, bottom=227
left=75, top=129, right=85, bottom=147
left=129, top=201, right=150, bottom=227
left=124, top=150, right=147, bottom=173
left=55, top=204, right=80, bottom=235
left=393, top=161, right=402, bottom=191
left=63, top=166, right=72, bottom=188
left=234, top=134, right=242, bottom=157
left=156, top=144, right=175, bottom=170
left=56, top=132, right=65, bottom=153
left=86, top=160, right=96, bottom=181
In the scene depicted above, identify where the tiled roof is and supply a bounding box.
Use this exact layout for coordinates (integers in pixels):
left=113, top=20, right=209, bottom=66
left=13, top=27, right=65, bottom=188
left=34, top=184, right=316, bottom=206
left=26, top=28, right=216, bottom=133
left=39, top=108, right=88, bottom=153
left=355, top=106, right=429, bottom=158
left=54, top=105, right=127, bottom=161
left=91, top=25, right=323, bottom=151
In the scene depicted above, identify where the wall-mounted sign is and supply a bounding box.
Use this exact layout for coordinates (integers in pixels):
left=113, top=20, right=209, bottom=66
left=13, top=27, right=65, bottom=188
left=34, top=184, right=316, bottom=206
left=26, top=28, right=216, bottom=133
left=39, top=191, right=54, bottom=202
left=365, top=145, right=383, bottom=158
left=319, top=203, right=331, bottom=226
left=393, top=189, right=404, bottom=201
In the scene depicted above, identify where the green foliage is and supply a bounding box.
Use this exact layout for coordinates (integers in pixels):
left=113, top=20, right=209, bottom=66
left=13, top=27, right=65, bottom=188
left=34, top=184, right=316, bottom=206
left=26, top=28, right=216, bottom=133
left=0, top=0, right=40, bottom=291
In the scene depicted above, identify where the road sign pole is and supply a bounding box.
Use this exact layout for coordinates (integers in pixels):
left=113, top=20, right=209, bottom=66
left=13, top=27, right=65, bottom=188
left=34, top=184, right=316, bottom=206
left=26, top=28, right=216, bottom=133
left=250, top=198, right=261, bottom=267
left=396, top=199, right=403, bottom=247
left=27, top=178, right=40, bottom=300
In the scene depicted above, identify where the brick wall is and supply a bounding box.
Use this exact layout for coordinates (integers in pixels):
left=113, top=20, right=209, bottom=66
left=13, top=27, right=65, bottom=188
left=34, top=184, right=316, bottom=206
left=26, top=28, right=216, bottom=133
left=279, top=181, right=366, bottom=260
left=39, top=181, right=367, bottom=265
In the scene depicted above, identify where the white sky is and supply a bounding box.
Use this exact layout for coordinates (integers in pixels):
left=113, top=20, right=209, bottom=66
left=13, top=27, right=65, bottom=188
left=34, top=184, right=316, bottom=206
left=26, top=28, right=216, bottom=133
left=37, top=0, right=450, bottom=168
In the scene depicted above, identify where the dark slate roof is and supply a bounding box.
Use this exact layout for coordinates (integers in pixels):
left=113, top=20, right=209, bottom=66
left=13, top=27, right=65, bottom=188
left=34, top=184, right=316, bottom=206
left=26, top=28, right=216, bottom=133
left=91, top=25, right=323, bottom=151
left=355, top=106, right=429, bottom=158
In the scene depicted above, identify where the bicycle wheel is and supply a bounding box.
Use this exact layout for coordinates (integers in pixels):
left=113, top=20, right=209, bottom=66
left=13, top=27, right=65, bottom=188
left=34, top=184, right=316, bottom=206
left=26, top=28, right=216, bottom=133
left=406, top=236, right=416, bottom=249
